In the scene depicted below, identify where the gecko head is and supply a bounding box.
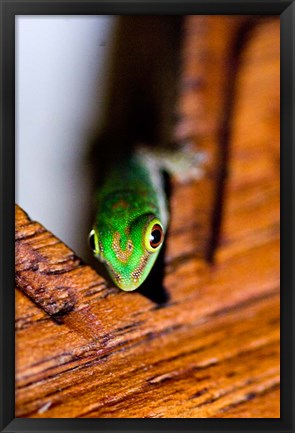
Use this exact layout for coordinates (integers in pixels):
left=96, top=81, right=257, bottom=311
left=88, top=214, right=165, bottom=291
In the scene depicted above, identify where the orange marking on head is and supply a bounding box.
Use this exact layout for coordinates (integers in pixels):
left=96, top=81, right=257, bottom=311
left=112, top=199, right=129, bottom=210
left=112, top=231, right=134, bottom=263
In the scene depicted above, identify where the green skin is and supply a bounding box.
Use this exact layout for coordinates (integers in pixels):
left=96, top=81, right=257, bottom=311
left=90, top=151, right=168, bottom=291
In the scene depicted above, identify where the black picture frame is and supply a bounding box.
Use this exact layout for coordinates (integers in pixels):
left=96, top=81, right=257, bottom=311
left=0, top=1, right=294, bottom=432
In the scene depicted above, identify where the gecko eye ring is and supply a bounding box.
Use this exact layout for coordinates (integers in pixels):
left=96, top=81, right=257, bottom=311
left=150, top=224, right=163, bottom=248
left=145, top=219, right=164, bottom=252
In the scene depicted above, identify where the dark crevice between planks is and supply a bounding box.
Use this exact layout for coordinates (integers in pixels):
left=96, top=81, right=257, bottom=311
left=206, top=18, right=262, bottom=263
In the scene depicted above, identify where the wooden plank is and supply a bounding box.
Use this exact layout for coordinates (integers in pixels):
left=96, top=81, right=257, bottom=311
left=15, top=16, right=280, bottom=418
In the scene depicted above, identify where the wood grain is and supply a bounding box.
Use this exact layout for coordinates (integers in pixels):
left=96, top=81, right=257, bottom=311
left=15, top=16, right=280, bottom=418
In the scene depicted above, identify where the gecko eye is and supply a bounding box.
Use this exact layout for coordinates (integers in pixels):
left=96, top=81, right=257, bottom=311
left=88, top=229, right=99, bottom=254
left=144, top=219, right=164, bottom=252
left=150, top=225, right=163, bottom=248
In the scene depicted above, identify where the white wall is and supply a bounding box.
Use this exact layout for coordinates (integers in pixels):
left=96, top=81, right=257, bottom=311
left=16, top=16, right=115, bottom=260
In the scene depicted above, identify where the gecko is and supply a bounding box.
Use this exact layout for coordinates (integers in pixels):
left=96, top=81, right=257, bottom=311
left=88, top=144, right=205, bottom=291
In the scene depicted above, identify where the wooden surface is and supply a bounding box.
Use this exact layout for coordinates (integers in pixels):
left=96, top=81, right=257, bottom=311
left=15, top=16, right=280, bottom=418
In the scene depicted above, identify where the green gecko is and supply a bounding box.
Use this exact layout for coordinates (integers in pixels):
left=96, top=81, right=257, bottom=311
left=89, top=144, right=204, bottom=291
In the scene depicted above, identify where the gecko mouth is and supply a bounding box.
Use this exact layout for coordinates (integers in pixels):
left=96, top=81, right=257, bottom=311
left=106, top=261, right=148, bottom=291
left=99, top=245, right=151, bottom=291
left=106, top=265, right=122, bottom=286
